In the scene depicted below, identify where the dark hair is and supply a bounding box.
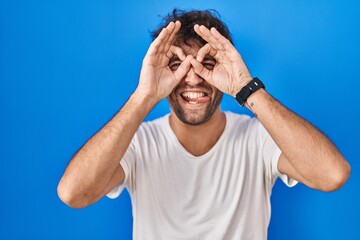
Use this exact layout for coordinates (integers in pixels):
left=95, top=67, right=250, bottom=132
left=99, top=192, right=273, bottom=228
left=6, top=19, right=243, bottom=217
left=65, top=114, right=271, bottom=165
left=151, top=9, right=233, bottom=47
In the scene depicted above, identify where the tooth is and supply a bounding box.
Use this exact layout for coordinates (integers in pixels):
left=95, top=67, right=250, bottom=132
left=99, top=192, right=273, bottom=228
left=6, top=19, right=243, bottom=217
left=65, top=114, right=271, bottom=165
left=182, top=92, right=206, bottom=99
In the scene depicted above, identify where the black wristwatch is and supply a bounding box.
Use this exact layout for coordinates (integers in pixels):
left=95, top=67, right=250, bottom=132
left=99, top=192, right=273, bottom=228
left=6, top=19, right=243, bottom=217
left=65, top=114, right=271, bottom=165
left=235, top=77, right=265, bottom=106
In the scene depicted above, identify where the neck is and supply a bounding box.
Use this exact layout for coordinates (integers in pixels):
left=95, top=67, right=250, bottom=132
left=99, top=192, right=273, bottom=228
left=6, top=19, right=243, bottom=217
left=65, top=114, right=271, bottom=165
left=169, top=109, right=226, bottom=157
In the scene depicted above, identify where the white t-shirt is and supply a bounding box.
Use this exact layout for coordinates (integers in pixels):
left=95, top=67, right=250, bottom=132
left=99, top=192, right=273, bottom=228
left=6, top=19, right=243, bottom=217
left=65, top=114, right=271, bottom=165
left=107, top=112, right=297, bottom=240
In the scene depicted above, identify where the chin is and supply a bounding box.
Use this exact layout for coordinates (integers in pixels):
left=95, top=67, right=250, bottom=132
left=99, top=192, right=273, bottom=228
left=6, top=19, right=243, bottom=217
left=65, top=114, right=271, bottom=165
left=170, top=102, right=216, bottom=126
left=178, top=115, right=210, bottom=126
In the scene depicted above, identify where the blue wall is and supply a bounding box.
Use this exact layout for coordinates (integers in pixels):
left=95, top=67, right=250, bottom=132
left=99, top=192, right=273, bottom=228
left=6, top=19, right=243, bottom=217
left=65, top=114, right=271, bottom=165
left=1, top=0, right=359, bottom=239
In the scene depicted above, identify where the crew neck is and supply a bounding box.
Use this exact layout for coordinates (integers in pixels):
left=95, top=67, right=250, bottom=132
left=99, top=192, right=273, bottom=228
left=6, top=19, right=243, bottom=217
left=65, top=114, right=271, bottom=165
left=162, top=112, right=231, bottom=159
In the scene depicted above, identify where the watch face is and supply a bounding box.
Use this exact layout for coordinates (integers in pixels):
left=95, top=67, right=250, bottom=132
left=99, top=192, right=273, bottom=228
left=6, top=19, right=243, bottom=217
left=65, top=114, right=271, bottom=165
left=252, top=78, right=265, bottom=90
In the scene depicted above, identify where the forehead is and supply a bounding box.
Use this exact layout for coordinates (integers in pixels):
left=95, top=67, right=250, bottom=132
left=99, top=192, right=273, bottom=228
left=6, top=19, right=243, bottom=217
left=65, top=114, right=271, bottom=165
left=176, top=44, right=215, bottom=62
left=178, top=44, right=201, bottom=56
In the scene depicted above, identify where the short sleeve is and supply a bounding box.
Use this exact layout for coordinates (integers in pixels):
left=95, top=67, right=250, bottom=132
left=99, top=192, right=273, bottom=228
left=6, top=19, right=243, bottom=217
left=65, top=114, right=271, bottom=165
left=257, top=120, right=298, bottom=187
left=106, top=136, right=136, bottom=199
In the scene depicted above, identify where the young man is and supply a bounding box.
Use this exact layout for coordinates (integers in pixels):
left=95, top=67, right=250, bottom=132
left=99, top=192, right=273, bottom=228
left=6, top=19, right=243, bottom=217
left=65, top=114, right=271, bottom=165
left=58, top=9, right=350, bottom=239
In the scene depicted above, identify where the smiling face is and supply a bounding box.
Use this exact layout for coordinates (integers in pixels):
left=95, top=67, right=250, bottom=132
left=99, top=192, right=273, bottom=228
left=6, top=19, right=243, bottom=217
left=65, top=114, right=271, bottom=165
left=167, top=44, right=223, bottom=126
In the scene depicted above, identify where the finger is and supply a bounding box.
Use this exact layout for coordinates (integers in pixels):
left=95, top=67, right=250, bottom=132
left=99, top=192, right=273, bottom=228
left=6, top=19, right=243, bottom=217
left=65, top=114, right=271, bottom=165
left=194, top=24, right=211, bottom=46
left=196, top=43, right=217, bottom=62
left=194, top=24, right=224, bottom=51
left=190, top=58, right=213, bottom=84
left=210, top=27, right=235, bottom=51
left=148, top=27, right=169, bottom=55
left=157, top=22, right=176, bottom=53
left=193, top=24, right=201, bottom=37
left=174, top=55, right=193, bottom=81
left=167, top=45, right=186, bottom=61
left=163, top=21, right=181, bottom=53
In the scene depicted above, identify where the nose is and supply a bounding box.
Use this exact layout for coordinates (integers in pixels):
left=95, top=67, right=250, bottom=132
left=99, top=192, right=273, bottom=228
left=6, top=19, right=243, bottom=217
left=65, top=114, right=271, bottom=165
left=184, top=67, right=203, bottom=86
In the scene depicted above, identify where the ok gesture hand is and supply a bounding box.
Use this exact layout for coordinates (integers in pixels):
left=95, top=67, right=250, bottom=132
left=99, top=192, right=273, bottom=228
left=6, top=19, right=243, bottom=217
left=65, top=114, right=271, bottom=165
left=137, top=21, right=193, bottom=102
left=190, top=25, right=253, bottom=97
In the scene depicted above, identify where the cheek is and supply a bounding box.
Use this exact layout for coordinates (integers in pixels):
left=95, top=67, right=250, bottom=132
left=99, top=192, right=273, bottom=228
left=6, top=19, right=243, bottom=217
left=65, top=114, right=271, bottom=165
left=211, top=87, right=220, bottom=97
left=212, top=89, right=224, bottom=104
left=167, top=91, right=179, bottom=104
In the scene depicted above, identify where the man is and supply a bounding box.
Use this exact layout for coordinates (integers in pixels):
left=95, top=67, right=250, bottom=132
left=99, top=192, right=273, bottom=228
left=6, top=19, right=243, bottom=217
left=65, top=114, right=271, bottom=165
left=58, top=9, right=350, bottom=239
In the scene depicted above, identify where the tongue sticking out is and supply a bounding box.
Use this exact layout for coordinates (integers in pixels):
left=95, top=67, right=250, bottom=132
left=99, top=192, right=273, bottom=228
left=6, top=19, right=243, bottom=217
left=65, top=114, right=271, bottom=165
left=181, top=94, right=210, bottom=104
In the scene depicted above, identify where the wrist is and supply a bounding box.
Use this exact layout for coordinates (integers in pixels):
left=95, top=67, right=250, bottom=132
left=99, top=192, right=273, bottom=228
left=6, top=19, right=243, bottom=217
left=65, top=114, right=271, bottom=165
left=231, top=75, right=253, bottom=97
left=246, top=88, right=267, bottom=105
left=131, top=90, right=160, bottom=111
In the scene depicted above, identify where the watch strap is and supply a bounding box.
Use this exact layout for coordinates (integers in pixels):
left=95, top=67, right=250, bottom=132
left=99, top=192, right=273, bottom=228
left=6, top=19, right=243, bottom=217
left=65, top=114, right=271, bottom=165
left=235, top=77, right=265, bottom=106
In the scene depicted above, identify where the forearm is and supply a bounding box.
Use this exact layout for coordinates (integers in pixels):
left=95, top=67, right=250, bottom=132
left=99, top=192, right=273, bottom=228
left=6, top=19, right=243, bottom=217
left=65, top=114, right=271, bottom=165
left=246, top=89, right=350, bottom=190
left=58, top=91, right=157, bottom=207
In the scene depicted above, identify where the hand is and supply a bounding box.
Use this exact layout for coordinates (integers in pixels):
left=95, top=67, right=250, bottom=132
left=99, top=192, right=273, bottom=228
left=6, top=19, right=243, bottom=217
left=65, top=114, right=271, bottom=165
left=190, top=24, right=253, bottom=97
left=136, top=21, right=193, bottom=102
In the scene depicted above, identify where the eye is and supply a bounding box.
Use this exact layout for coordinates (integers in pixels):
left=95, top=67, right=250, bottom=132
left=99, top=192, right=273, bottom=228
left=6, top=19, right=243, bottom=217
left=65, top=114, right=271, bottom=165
left=202, top=62, right=215, bottom=70
left=169, top=61, right=181, bottom=71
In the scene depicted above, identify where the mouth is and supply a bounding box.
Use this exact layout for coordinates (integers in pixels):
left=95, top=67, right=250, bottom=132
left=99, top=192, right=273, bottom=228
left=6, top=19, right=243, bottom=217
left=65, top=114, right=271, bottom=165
left=180, top=91, right=210, bottom=105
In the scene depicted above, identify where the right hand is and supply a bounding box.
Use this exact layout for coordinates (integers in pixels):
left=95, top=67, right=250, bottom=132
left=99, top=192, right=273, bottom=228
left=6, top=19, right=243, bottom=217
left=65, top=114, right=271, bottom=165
left=136, top=21, right=193, bottom=102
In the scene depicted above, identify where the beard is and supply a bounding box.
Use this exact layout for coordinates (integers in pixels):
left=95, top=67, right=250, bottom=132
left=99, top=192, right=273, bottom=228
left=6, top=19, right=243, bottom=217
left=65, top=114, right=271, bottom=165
left=167, top=82, right=223, bottom=126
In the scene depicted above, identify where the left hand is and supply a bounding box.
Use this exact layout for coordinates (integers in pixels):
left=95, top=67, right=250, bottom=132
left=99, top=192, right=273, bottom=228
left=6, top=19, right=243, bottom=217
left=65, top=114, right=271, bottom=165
left=190, top=24, right=253, bottom=97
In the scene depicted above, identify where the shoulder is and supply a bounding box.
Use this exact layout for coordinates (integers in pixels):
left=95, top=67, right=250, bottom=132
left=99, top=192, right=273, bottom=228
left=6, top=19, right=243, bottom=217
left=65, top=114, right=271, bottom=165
left=224, top=111, right=265, bottom=143
left=130, top=114, right=173, bottom=157
left=139, top=114, right=169, bottom=131
left=224, top=111, right=260, bottom=131
left=135, top=114, right=170, bottom=141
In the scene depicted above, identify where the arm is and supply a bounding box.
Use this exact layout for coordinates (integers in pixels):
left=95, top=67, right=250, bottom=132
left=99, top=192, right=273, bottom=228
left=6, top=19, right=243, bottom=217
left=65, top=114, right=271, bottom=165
left=57, top=21, right=192, bottom=208
left=190, top=25, right=350, bottom=192
left=57, top=93, right=156, bottom=209
left=246, top=89, right=350, bottom=191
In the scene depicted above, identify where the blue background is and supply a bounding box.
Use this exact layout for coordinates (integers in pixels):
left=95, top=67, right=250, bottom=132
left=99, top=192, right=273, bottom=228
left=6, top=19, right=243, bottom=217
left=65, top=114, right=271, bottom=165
left=1, top=0, right=359, bottom=239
